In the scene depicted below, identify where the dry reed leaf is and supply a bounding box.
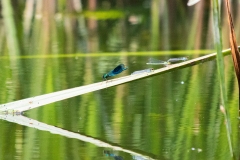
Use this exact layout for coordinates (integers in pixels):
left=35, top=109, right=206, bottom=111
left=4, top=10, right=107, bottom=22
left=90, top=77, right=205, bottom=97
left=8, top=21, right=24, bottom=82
left=225, top=0, right=240, bottom=84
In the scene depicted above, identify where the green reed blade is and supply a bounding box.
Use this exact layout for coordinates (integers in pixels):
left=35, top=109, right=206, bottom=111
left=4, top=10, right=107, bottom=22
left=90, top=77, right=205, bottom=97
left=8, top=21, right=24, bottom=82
left=212, top=0, right=233, bottom=157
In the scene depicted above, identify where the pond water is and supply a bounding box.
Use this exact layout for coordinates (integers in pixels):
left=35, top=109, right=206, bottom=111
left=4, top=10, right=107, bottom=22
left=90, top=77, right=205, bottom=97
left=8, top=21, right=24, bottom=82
left=0, top=1, right=240, bottom=160
left=0, top=54, right=239, bottom=160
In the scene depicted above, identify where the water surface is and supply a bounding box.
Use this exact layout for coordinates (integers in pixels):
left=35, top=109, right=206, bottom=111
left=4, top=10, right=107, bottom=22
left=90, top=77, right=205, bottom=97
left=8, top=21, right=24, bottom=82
left=0, top=55, right=238, bottom=160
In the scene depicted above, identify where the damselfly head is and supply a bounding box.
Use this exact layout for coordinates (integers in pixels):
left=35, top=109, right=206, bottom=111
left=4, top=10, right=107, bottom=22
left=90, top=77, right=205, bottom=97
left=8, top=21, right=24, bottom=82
left=102, top=74, right=108, bottom=80
left=119, top=64, right=128, bottom=70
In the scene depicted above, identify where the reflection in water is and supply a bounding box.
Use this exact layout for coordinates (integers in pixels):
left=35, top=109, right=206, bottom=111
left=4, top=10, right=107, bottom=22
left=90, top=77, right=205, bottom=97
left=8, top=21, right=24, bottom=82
left=104, top=150, right=124, bottom=160
left=0, top=114, right=155, bottom=160
left=103, top=150, right=150, bottom=160
left=0, top=55, right=238, bottom=159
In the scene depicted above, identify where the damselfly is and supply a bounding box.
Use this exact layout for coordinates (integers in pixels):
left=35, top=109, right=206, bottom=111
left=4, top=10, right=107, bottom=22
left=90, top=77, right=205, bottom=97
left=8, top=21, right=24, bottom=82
left=131, top=68, right=154, bottom=75
left=147, top=57, right=188, bottom=65
left=167, top=57, right=188, bottom=63
left=103, top=64, right=128, bottom=80
left=146, top=58, right=169, bottom=65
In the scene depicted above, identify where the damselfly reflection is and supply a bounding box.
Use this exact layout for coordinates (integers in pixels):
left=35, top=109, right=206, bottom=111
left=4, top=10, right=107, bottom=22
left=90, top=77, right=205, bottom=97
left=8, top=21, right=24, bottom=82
left=104, top=150, right=123, bottom=160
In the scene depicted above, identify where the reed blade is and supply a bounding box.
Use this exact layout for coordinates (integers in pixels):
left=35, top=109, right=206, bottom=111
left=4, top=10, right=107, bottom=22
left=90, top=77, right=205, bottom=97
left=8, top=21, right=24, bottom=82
left=0, top=48, right=236, bottom=113
left=212, top=0, right=233, bottom=157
